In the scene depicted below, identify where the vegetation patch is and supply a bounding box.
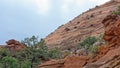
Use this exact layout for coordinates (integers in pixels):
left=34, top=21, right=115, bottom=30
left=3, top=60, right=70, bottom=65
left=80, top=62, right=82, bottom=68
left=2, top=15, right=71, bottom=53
left=111, top=6, right=120, bottom=16
left=0, top=36, right=62, bottom=68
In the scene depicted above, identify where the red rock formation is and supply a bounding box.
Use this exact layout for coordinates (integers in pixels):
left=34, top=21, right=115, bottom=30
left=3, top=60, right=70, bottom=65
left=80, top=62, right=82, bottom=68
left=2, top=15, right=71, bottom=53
left=39, top=0, right=120, bottom=67
left=0, top=39, right=26, bottom=56
left=64, top=56, right=87, bottom=68
left=39, top=59, right=65, bottom=68
left=39, top=55, right=87, bottom=68
left=84, top=15, right=120, bottom=68
left=45, top=0, right=120, bottom=50
left=39, top=14, right=120, bottom=68
left=6, top=39, right=26, bottom=51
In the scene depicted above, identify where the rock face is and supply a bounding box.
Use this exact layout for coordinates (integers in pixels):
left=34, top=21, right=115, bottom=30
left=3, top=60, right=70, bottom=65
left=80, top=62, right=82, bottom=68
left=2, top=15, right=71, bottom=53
left=39, top=55, right=87, bottom=68
left=45, top=1, right=120, bottom=50
left=0, top=39, right=26, bottom=52
left=40, top=1, right=120, bottom=68
left=39, top=14, right=120, bottom=68
left=113, top=0, right=120, bottom=2
left=0, top=39, right=26, bottom=56
left=6, top=39, right=26, bottom=51
left=84, top=15, right=120, bottom=68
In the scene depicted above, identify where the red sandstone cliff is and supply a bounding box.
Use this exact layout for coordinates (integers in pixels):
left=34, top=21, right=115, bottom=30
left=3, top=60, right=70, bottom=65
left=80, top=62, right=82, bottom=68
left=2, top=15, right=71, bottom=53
left=45, top=0, right=120, bottom=50
left=39, top=14, right=120, bottom=68
left=39, top=0, right=120, bottom=68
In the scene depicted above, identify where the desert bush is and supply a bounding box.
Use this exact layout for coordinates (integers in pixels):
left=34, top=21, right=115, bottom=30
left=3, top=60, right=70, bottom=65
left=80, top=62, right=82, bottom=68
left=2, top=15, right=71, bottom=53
left=62, top=51, right=71, bottom=58
left=1, top=56, right=19, bottom=68
left=0, top=36, right=62, bottom=68
left=111, top=6, right=120, bottom=16
left=90, top=45, right=99, bottom=54
left=48, top=47, right=62, bottom=59
left=0, top=48, right=11, bottom=59
left=21, top=60, right=31, bottom=68
left=77, top=36, right=97, bottom=48
left=77, top=36, right=98, bottom=55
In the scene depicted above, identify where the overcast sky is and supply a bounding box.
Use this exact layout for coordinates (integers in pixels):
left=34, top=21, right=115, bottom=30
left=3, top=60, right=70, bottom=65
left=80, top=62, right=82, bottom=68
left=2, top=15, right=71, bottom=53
left=0, top=0, right=110, bottom=44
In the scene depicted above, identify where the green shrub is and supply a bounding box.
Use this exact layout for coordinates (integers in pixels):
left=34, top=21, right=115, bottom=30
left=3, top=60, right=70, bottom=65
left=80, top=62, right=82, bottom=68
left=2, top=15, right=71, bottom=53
left=77, top=36, right=97, bottom=49
left=48, top=47, right=62, bottom=59
left=0, top=48, right=11, bottom=59
left=90, top=45, right=99, bottom=54
left=21, top=60, right=31, bottom=68
left=1, top=56, right=19, bottom=68
left=111, top=6, right=120, bottom=16
left=17, top=38, right=49, bottom=67
left=77, top=36, right=98, bottom=55
left=0, top=36, right=63, bottom=68
left=88, top=45, right=100, bottom=58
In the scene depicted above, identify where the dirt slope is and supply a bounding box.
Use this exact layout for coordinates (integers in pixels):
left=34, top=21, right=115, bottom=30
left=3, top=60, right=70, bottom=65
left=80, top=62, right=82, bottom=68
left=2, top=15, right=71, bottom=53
left=45, top=0, right=120, bottom=50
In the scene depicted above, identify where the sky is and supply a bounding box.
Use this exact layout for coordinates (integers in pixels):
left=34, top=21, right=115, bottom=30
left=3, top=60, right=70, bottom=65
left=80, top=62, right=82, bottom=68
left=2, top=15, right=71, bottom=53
left=0, top=0, right=110, bottom=44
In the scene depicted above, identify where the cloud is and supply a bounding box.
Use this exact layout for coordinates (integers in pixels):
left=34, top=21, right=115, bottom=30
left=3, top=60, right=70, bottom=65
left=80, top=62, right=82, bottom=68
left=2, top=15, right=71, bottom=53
left=61, top=0, right=84, bottom=13
left=60, top=0, right=110, bottom=21
left=34, top=0, right=51, bottom=15
left=2, top=0, right=51, bottom=15
left=89, top=0, right=110, bottom=5
left=61, top=0, right=110, bottom=14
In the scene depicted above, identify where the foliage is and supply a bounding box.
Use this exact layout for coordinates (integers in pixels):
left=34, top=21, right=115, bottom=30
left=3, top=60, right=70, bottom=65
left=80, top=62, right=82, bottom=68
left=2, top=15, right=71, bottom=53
left=0, top=36, right=62, bottom=68
left=111, top=6, right=120, bottom=16
left=16, top=38, right=49, bottom=67
left=88, top=45, right=100, bottom=58
left=77, top=36, right=97, bottom=49
left=77, top=36, right=98, bottom=55
left=21, top=60, right=31, bottom=68
left=0, top=48, right=11, bottom=59
left=21, top=35, right=39, bottom=46
left=1, top=56, right=19, bottom=68
left=90, top=45, right=99, bottom=54
left=48, top=47, right=62, bottom=59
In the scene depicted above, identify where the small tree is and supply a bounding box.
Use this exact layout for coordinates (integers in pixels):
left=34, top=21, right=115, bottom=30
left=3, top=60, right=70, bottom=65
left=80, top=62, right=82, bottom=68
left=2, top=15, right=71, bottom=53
left=18, top=38, right=49, bottom=67
left=21, top=35, right=39, bottom=46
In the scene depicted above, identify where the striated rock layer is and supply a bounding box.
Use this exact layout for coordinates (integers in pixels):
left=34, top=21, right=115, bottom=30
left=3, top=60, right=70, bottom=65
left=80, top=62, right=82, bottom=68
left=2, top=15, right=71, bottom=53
left=39, top=15, right=120, bottom=68
left=45, top=0, right=120, bottom=50
left=39, top=0, right=120, bottom=68
left=84, top=14, right=120, bottom=68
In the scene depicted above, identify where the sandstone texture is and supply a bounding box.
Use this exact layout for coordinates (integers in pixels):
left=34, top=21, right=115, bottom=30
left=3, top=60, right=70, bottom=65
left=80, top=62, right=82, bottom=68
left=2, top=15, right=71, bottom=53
left=39, top=14, right=120, bottom=68
left=0, top=39, right=26, bottom=51
left=45, top=0, right=120, bottom=50
left=84, top=15, right=120, bottom=68
left=39, top=1, right=120, bottom=68
left=39, top=2, right=120, bottom=68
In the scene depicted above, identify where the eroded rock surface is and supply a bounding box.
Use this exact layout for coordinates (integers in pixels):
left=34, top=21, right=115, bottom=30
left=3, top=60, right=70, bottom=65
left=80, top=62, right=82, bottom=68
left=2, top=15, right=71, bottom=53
left=45, top=0, right=120, bottom=50
left=84, top=15, right=120, bottom=68
left=6, top=39, right=26, bottom=51
left=39, top=1, right=120, bottom=68
left=39, top=14, right=120, bottom=68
